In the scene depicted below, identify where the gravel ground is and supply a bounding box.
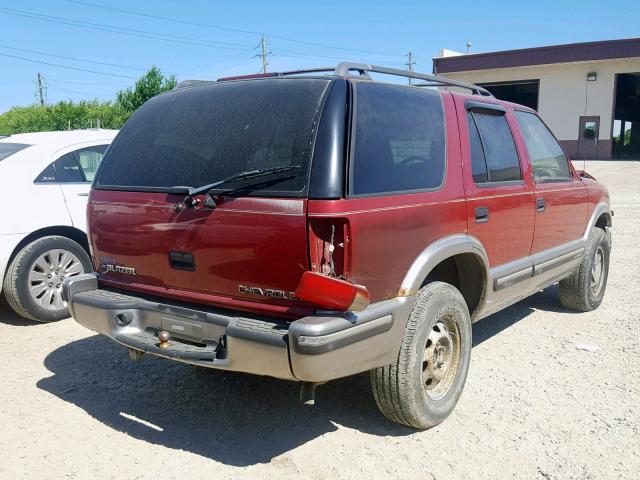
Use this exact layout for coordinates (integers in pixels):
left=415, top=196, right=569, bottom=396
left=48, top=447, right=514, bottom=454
left=1, top=160, right=638, bottom=480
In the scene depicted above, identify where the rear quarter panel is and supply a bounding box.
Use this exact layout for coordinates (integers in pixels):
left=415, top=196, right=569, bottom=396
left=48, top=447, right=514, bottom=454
left=309, top=93, right=466, bottom=301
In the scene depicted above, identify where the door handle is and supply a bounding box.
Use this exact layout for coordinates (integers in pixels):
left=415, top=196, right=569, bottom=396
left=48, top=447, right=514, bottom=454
left=536, top=198, right=546, bottom=212
left=169, top=251, right=195, bottom=271
left=77, top=193, right=89, bottom=197
left=474, top=206, right=489, bottom=223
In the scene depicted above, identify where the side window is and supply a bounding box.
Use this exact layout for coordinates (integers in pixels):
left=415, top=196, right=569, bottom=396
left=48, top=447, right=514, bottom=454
left=467, top=112, right=488, bottom=183
left=54, top=152, right=84, bottom=183
left=351, top=83, right=446, bottom=196
left=514, top=111, right=571, bottom=183
left=76, top=145, right=108, bottom=182
left=467, top=109, right=522, bottom=183
left=35, top=163, right=57, bottom=183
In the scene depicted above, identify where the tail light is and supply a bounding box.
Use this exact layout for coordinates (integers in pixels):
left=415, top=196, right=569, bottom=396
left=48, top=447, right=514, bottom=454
left=295, top=271, right=370, bottom=312
left=303, top=218, right=368, bottom=311
left=308, top=218, right=350, bottom=277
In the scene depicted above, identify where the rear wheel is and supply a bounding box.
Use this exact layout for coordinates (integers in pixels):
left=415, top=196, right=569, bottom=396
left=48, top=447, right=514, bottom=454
left=370, top=281, right=472, bottom=429
left=559, top=228, right=610, bottom=312
left=3, top=236, right=92, bottom=322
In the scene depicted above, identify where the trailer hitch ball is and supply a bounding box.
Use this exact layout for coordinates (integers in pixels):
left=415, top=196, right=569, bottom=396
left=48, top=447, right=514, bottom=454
left=127, top=348, right=144, bottom=362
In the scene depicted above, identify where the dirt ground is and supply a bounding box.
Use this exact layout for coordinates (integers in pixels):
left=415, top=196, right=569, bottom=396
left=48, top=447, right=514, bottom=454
left=0, top=160, right=638, bottom=480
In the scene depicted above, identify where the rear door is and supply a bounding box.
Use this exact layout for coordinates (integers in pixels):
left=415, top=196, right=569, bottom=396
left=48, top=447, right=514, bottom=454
left=89, top=78, right=331, bottom=316
left=57, top=145, right=108, bottom=231
left=455, top=97, right=535, bottom=302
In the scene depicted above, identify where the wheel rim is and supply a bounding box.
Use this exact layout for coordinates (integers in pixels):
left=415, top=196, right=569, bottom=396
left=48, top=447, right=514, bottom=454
left=28, top=249, right=84, bottom=311
left=422, top=316, right=461, bottom=401
left=590, top=245, right=605, bottom=297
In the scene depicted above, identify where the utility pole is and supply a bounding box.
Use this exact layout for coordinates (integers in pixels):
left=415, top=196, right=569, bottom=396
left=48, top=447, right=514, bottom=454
left=255, top=35, right=272, bottom=73
left=35, top=72, right=46, bottom=106
left=405, top=51, right=416, bottom=85
left=466, top=41, right=472, bottom=54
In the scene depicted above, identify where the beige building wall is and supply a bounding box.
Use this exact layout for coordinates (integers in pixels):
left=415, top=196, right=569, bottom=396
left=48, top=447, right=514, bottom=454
left=444, top=58, right=640, bottom=158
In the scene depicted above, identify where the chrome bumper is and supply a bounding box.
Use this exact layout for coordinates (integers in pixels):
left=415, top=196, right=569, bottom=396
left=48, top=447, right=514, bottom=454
left=63, top=274, right=412, bottom=382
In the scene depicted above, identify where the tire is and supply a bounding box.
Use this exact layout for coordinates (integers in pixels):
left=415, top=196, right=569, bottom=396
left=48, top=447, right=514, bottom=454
left=370, top=281, right=472, bottom=429
left=3, top=236, right=92, bottom=322
left=559, top=227, right=610, bottom=312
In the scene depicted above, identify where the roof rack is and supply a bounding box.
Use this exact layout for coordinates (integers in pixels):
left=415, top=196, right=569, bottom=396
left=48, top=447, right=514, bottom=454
left=181, top=62, right=493, bottom=97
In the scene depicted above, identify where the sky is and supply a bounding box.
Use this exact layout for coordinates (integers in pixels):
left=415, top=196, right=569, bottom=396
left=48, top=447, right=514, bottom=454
left=0, top=0, right=638, bottom=113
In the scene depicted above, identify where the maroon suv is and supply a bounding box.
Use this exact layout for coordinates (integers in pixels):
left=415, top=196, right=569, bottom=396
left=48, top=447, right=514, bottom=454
left=64, top=63, right=612, bottom=429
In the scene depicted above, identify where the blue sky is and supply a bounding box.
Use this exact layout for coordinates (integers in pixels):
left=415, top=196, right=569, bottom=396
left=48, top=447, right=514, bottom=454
left=0, top=0, right=638, bottom=113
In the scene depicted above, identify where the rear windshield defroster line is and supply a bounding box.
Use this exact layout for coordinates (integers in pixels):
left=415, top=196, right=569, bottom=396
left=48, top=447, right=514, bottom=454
left=95, top=78, right=331, bottom=197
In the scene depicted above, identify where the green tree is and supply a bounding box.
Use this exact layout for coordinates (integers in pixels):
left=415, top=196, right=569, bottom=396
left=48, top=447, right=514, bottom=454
left=0, top=67, right=176, bottom=135
left=115, top=66, right=176, bottom=121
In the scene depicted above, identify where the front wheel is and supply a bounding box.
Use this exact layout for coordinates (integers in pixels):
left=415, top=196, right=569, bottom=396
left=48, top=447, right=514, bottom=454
left=370, top=281, right=472, bottom=429
left=3, top=236, right=92, bottom=322
left=559, top=227, right=610, bottom=312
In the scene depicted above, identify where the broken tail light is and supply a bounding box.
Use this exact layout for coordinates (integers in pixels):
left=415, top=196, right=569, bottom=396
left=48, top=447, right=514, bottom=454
left=295, top=271, right=370, bottom=312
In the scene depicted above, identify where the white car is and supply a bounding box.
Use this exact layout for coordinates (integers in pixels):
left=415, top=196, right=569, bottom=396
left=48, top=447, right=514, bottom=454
left=0, top=130, right=118, bottom=321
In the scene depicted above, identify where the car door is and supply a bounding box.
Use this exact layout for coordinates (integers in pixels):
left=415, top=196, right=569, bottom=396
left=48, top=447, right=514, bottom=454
left=56, top=145, right=108, bottom=231
left=513, top=110, right=587, bottom=285
left=456, top=98, right=536, bottom=312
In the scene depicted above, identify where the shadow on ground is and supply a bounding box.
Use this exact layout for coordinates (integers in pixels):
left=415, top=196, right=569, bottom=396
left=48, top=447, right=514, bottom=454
left=0, top=297, right=44, bottom=326
left=37, top=285, right=574, bottom=466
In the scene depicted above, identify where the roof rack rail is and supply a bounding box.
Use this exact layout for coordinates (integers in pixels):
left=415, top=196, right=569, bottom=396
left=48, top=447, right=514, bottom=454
left=212, top=62, right=493, bottom=97
left=331, top=62, right=493, bottom=96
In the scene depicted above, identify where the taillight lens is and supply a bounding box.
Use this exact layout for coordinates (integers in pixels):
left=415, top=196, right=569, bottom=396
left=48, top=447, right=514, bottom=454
left=295, top=271, right=370, bottom=312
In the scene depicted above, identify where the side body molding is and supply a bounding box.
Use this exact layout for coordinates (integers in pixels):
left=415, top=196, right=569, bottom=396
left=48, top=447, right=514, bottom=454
left=399, top=233, right=490, bottom=298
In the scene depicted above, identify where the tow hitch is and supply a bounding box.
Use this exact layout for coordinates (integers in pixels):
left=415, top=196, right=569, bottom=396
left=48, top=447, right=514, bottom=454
left=300, top=382, right=323, bottom=405
left=127, top=348, right=144, bottom=362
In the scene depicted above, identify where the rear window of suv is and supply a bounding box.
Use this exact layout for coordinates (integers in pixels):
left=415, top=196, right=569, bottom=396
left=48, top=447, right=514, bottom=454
left=95, top=78, right=330, bottom=195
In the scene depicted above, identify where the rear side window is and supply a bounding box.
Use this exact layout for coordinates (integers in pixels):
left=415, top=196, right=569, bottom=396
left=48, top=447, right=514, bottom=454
left=515, top=110, right=571, bottom=182
left=0, top=143, right=30, bottom=161
left=96, top=79, right=330, bottom=195
left=76, top=145, right=108, bottom=182
left=467, top=110, right=521, bottom=183
left=351, top=83, right=446, bottom=196
left=34, top=144, right=108, bottom=183
left=54, top=152, right=84, bottom=182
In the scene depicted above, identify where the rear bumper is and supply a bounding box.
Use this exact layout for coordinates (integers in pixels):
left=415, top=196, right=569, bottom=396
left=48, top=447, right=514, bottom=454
left=63, top=274, right=412, bottom=382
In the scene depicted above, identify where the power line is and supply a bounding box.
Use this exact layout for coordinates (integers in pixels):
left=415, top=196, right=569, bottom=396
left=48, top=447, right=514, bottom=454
left=0, top=45, right=144, bottom=71
left=175, top=51, right=253, bottom=76
left=0, top=53, right=137, bottom=79
left=0, top=6, right=403, bottom=72
left=47, top=84, right=101, bottom=97
left=0, top=7, right=255, bottom=52
left=46, top=78, right=116, bottom=85
left=63, top=0, right=403, bottom=57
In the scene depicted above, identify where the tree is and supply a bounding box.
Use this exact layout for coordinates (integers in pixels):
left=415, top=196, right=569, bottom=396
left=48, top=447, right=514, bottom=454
left=115, top=66, right=176, bottom=120
left=0, top=67, right=176, bottom=135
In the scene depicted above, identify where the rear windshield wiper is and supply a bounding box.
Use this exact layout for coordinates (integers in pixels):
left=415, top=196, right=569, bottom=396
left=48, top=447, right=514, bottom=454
left=176, top=165, right=302, bottom=209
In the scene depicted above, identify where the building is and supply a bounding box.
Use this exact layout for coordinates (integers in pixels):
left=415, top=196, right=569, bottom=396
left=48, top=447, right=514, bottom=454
left=433, top=38, right=640, bottom=159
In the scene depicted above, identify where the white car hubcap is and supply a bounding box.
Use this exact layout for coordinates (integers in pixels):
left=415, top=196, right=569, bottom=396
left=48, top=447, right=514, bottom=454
left=28, top=249, right=84, bottom=311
